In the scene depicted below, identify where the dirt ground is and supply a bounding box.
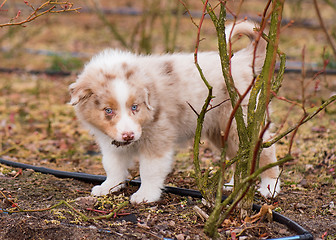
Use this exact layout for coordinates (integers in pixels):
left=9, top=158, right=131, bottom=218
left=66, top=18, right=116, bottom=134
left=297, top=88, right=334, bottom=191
left=0, top=0, right=336, bottom=239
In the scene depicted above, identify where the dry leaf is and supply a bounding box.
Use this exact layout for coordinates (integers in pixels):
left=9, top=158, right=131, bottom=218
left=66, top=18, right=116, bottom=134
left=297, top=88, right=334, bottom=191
left=244, top=204, right=276, bottom=223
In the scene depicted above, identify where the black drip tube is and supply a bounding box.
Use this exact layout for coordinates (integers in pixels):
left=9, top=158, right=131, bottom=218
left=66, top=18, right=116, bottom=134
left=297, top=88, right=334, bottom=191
left=0, top=158, right=313, bottom=240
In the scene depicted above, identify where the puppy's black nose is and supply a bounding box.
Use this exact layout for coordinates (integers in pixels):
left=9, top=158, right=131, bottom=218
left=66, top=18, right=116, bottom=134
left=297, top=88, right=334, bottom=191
left=122, top=132, right=134, bottom=141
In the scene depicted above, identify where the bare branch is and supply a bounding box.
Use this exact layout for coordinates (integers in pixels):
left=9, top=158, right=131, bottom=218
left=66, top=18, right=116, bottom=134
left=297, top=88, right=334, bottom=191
left=0, top=1, right=80, bottom=28
left=192, top=0, right=214, bottom=195
left=187, top=101, right=199, bottom=117
left=178, top=0, right=198, bottom=28
left=313, top=0, right=336, bottom=58
left=206, top=98, right=230, bottom=113
left=0, top=0, right=7, bottom=9
left=263, top=94, right=336, bottom=148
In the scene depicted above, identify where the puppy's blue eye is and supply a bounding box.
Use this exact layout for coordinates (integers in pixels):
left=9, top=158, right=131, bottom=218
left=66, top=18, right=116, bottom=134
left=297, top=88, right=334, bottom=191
left=131, top=104, right=138, bottom=111
left=105, top=108, right=114, bottom=115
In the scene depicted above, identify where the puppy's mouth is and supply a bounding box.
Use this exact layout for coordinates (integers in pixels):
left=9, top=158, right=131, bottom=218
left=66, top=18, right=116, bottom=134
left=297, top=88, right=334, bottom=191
left=111, top=140, right=133, bottom=148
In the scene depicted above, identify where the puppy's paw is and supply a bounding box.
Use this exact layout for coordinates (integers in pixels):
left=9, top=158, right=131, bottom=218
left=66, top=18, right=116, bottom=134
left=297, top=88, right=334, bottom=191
left=91, top=185, right=110, bottom=196
left=91, top=181, right=124, bottom=196
left=258, top=177, right=280, bottom=198
left=130, top=187, right=162, bottom=204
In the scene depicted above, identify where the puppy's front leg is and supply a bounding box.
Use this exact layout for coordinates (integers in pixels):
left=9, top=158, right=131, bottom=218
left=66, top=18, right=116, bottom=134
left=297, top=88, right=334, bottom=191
left=91, top=146, right=130, bottom=196
left=130, top=150, right=174, bottom=204
left=258, top=144, right=280, bottom=197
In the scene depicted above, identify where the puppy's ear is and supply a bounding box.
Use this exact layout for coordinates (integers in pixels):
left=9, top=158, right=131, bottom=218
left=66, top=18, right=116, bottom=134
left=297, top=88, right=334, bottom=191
left=69, top=82, right=93, bottom=106
left=144, top=88, right=154, bottom=111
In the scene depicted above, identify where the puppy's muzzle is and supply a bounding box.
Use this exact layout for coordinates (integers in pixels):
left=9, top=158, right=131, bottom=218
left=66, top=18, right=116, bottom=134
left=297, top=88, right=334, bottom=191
left=122, top=132, right=134, bottom=141
left=111, top=132, right=135, bottom=147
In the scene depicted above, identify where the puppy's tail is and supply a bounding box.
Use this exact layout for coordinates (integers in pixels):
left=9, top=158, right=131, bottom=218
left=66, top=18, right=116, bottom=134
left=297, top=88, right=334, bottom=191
left=225, top=21, right=267, bottom=72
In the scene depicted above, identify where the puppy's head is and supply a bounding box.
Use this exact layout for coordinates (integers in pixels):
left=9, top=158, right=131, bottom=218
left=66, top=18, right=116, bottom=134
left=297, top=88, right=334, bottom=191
left=69, top=50, right=155, bottom=147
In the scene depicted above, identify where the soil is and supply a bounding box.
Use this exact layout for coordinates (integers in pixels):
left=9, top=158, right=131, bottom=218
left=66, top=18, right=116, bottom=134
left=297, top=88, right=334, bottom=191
left=0, top=0, right=336, bottom=239
left=0, top=159, right=335, bottom=240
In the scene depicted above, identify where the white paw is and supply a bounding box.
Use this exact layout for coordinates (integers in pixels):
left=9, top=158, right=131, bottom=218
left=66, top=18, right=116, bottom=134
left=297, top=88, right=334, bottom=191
left=130, top=187, right=162, bottom=204
left=91, top=181, right=124, bottom=196
left=258, top=177, right=280, bottom=198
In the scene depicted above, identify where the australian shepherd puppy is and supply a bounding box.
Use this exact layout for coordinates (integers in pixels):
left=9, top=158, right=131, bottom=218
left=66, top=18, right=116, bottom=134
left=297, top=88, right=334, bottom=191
left=69, top=21, right=280, bottom=204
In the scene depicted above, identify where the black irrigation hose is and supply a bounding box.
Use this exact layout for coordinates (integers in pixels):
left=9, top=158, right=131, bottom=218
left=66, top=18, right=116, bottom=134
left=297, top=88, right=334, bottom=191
left=0, top=67, right=72, bottom=76
left=0, top=158, right=313, bottom=240
left=1, top=64, right=336, bottom=77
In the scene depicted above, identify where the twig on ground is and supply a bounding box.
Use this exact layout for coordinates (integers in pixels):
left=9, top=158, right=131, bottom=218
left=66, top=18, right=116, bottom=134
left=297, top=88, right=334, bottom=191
left=0, top=190, right=129, bottom=222
left=193, top=205, right=209, bottom=221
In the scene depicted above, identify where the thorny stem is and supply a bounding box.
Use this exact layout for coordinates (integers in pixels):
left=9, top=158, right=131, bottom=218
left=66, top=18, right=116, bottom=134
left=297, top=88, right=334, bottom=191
left=187, top=0, right=333, bottom=238
left=191, top=0, right=214, bottom=196
left=203, top=1, right=256, bottom=236
left=204, top=0, right=286, bottom=237
left=242, top=0, right=284, bottom=216
left=216, top=118, right=271, bottom=228
left=217, top=154, right=292, bottom=223
left=205, top=152, right=293, bottom=237
left=206, top=1, right=249, bottom=146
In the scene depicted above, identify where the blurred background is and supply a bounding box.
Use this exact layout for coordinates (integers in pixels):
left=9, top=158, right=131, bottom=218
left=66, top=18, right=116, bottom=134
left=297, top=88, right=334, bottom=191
left=0, top=0, right=336, bottom=72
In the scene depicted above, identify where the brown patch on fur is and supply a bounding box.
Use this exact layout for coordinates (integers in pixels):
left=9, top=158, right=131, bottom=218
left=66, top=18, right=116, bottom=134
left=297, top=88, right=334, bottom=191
left=153, top=107, right=161, bottom=122
left=152, top=105, right=161, bottom=123
left=94, top=99, right=100, bottom=106
left=106, top=98, right=120, bottom=111
left=78, top=92, right=93, bottom=103
left=99, top=82, right=109, bottom=90
left=126, top=95, right=137, bottom=108
left=138, top=121, right=175, bottom=159
left=125, top=92, right=154, bottom=127
left=162, top=61, right=180, bottom=87
left=121, top=62, right=128, bottom=70
left=70, top=83, right=93, bottom=105
left=163, top=61, right=174, bottom=75
left=79, top=96, right=120, bottom=140
left=125, top=70, right=134, bottom=79
left=105, top=114, right=114, bottom=121
left=136, top=105, right=153, bottom=126
left=104, top=73, right=116, bottom=80
left=177, top=103, right=186, bottom=112
left=98, top=69, right=115, bottom=80
left=121, top=62, right=136, bottom=79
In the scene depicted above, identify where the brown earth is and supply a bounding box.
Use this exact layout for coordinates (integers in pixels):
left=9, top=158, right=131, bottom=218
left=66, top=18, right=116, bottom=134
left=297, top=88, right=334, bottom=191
left=0, top=153, right=335, bottom=239
left=0, top=0, right=336, bottom=239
